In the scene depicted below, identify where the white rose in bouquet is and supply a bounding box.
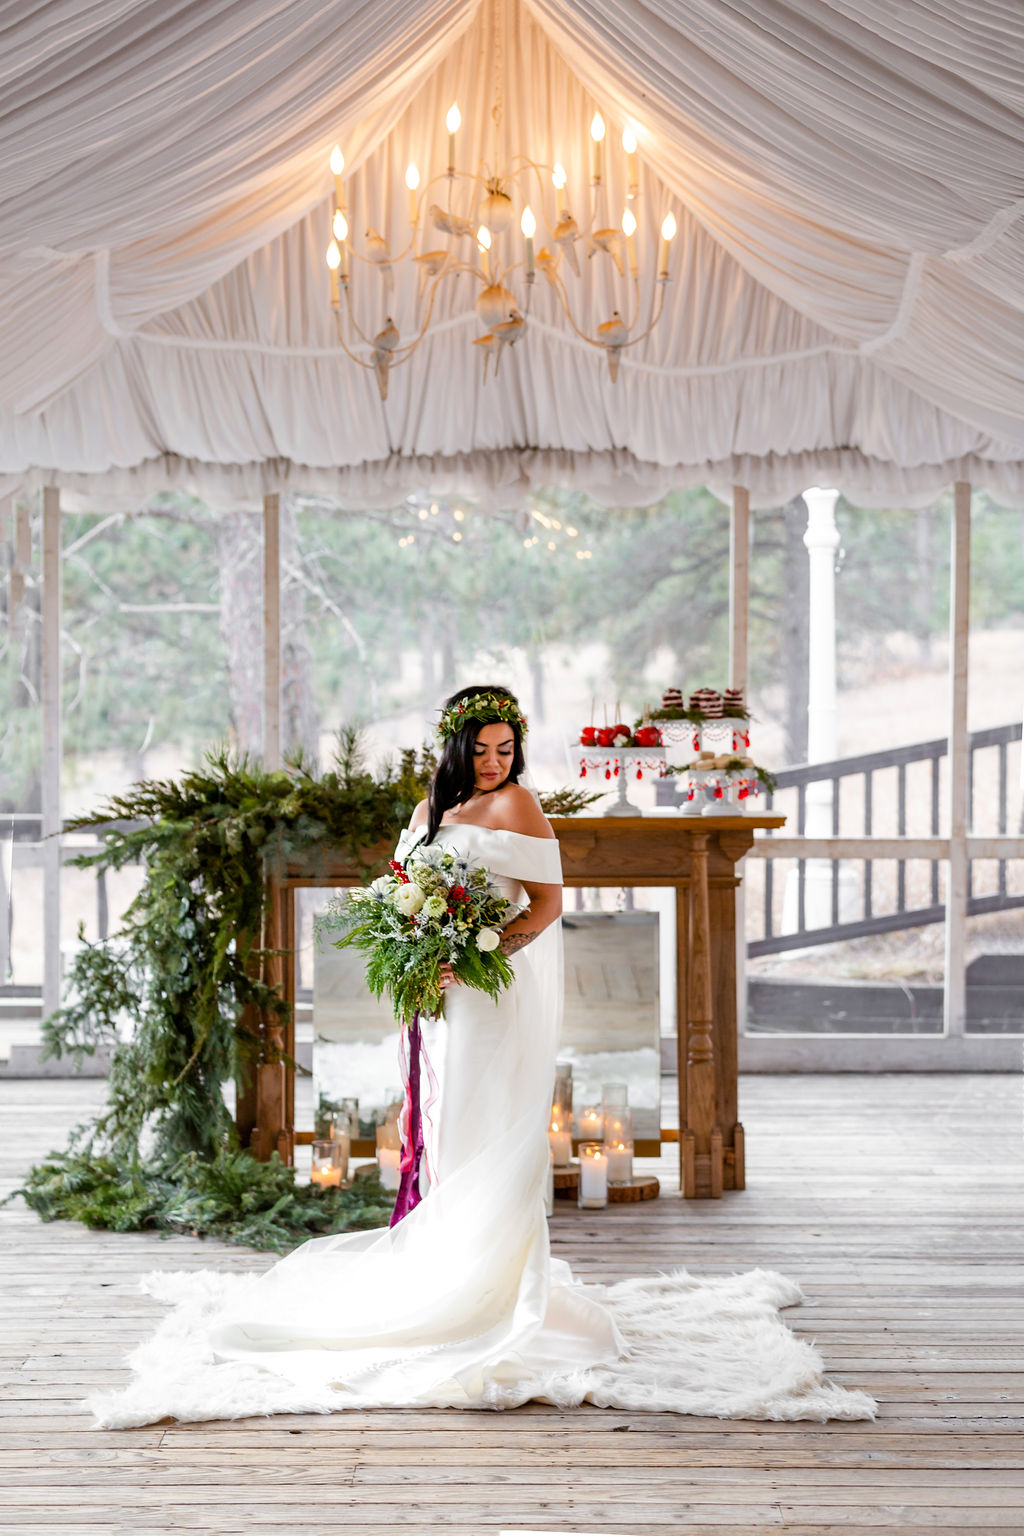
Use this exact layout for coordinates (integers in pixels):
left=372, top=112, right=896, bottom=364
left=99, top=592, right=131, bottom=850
left=393, top=883, right=426, bottom=916
left=475, top=928, right=501, bottom=952
left=368, top=876, right=394, bottom=898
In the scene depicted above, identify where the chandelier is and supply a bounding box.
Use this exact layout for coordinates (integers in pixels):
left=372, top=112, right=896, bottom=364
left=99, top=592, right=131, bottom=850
left=324, top=69, right=677, bottom=401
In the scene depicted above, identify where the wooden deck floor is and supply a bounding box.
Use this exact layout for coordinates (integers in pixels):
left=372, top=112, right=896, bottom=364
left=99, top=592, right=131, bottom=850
left=1, top=1073, right=1022, bottom=1535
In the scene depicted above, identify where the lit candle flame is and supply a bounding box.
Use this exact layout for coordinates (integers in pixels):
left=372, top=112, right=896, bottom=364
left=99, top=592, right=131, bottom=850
left=332, top=210, right=348, bottom=241
left=405, top=163, right=420, bottom=191
left=590, top=113, right=606, bottom=142
left=661, top=211, right=678, bottom=241
left=329, top=146, right=344, bottom=176
left=552, top=162, right=567, bottom=190
left=477, top=225, right=492, bottom=251
left=621, top=207, right=637, bottom=237
left=520, top=205, right=536, bottom=238
left=622, top=126, right=638, bottom=154
left=446, top=102, right=462, bottom=134
left=325, top=241, right=341, bottom=270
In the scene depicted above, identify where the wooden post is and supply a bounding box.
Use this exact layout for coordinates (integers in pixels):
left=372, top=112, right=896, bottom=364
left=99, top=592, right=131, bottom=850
left=944, top=481, right=971, bottom=1036
left=730, top=485, right=751, bottom=1035
left=263, top=491, right=281, bottom=771
left=41, top=487, right=62, bottom=1021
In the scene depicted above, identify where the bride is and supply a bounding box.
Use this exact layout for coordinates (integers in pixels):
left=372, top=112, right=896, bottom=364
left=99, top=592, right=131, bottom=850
left=91, top=686, right=874, bottom=1428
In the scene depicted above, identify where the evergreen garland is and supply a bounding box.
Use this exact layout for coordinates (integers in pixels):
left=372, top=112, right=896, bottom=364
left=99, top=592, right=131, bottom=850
left=12, top=732, right=596, bottom=1251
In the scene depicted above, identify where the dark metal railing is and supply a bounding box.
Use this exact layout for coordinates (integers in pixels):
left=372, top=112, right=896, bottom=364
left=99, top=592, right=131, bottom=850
left=749, top=721, right=1023, bottom=955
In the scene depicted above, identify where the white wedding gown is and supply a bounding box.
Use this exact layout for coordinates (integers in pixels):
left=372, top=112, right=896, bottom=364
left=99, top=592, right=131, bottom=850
left=90, top=823, right=874, bottom=1428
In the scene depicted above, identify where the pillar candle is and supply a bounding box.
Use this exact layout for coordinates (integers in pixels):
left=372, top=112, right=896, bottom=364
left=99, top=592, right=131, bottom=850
left=548, top=1122, right=572, bottom=1166
left=578, top=1144, right=608, bottom=1208
left=377, top=1147, right=401, bottom=1190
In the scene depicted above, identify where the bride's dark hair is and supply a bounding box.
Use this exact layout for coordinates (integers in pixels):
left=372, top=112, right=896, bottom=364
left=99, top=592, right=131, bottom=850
left=425, top=684, right=527, bottom=843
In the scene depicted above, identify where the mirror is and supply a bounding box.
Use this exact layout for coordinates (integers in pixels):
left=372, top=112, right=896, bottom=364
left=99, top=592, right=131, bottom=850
left=313, top=904, right=662, bottom=1141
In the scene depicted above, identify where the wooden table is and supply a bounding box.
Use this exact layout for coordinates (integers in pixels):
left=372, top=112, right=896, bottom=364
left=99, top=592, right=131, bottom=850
left=239, top=814, right=783, bottom=1198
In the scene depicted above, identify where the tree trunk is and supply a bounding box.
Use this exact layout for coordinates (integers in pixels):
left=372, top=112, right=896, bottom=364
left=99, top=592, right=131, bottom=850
left=280, top=499, right=320, bottom=766
left=215, top=511, right=263, bottom=755
left=530, top=653, right=546, bottom=724
left=781, top=495, right=809, bottom=766
left=915, top=504, right=933, bottom=663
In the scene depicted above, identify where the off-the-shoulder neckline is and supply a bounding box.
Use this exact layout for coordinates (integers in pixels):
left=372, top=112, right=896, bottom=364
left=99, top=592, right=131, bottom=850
left=402, top=822, right=557, bottom=848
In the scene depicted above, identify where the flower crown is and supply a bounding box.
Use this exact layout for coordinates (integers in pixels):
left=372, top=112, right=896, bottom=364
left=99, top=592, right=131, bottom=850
left=436, top=692, right=529, bottom=743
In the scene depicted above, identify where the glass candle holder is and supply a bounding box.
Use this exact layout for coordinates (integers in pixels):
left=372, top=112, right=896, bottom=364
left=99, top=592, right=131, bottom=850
left=548, top=1114, right=573, bottom=1168
left=578, top=1142, right=609, bottom=1209
left=311, top=1137, right=348, bottom=1189
left=603, top=1107, right=634, bottom=1183
left=576, top=1103, right=604, bottom=1140
left=376, top=1120, right=402, bottom=1190
left=552, top=1063, right=573, bottom=1123
left=601, top=1082, right=628, bottom=1107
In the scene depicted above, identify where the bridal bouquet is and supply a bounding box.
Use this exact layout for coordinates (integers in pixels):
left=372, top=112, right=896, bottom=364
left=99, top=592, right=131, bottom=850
left=320, top=843, right=524, bottom=1023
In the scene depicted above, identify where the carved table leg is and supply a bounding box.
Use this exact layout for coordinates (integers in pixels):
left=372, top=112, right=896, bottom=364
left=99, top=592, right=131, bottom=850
left=686, top=834, right=723, bottom=1198
left=252, top=870, right=293, bottom=1164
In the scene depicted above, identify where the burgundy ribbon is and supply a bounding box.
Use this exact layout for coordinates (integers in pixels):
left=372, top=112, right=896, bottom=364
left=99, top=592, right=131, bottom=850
left=391, top=1010, right=441, bottom=1227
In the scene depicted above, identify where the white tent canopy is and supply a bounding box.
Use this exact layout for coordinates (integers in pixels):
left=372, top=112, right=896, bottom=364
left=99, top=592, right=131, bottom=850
left=1, top=0, right=1022, bottom=507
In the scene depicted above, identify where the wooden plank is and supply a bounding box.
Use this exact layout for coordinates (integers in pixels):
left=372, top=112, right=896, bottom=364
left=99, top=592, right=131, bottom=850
left=2, top=1074, right=1024, bottom=1536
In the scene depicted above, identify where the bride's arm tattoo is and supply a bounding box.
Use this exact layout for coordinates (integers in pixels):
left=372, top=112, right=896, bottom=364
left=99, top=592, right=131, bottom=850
left=501, top=930, right=539, bottom=955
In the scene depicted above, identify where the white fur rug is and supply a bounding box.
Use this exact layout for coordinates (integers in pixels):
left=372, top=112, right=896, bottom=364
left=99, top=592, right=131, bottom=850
left=89, top=1266, right=876, bottom=1428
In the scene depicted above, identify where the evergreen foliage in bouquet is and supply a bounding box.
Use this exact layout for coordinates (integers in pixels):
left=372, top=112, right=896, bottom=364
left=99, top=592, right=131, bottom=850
left=320, top=843, right=524, bottom=1022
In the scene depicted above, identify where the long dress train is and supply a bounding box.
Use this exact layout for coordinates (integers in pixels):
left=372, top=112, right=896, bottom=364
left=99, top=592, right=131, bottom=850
left=90, top=824, right=874, bottom=1428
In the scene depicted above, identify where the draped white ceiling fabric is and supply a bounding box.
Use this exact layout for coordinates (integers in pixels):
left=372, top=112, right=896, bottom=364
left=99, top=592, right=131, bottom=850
left=1, top=0, right=1022, bottom=507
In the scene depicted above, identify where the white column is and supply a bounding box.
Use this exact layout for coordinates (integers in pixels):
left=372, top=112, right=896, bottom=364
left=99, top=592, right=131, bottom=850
left=800, top=487, right=842, bottom=928
left=730, top=487, right=751, bottom=1032
left=42, top=487, right=62, bottom=1019
left=0, top=495, right=12, bottom=985
left=263, top=491, right=281, bottom=770
left=803, top=487, right=840, bottom=793
left=944, top=482, right=970, bottom=1036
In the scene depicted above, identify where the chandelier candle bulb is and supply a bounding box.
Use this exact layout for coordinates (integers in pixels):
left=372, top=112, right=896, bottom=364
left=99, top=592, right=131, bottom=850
left=477, top=225, right=491, bottom=279
left=578, top=1143, right=609, bottom=1209
left=658, top=211, right=677, bottom=279
left=521, top=204, right=536, bottom=279
left=552, top=162, right=568, bottom=219
left=622, top=125, right=639, bottom=197
left=621, top=207, right=638, bottom=276
left=325, top=239, right=341, bottom=304
left=446, top=102, right=461, bottom=176
left=329, top=145, right=345, bottom=210
left=590, top=113, right=605, bottom=185
left=405, top=163, right=420, bottom=224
